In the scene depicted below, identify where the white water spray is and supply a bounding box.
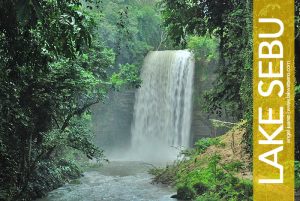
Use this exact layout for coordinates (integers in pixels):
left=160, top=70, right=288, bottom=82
left=130, top=50, right=195, bottom=161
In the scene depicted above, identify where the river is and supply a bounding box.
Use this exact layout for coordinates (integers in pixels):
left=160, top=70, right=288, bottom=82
left=37, top=161, right=176, bottom=201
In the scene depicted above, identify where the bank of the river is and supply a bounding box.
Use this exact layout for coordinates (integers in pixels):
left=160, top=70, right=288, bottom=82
left=37, top=161, right=176, bottom=201
left=150, top=123, right=253, bottom=201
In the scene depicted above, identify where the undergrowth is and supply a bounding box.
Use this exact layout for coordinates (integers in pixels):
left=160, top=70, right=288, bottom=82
left=150, top=137, right=252, bottom=201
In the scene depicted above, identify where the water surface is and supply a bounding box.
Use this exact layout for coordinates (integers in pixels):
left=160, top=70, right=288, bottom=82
left=38, top=161, right=176, bottom=201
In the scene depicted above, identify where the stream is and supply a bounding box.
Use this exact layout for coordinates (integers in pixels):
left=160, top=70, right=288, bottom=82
left=37, top=161, right=176, bottom=201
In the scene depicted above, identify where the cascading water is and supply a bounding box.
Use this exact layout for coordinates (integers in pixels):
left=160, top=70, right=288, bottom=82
left=38, top=50, right=194, bottom=201
left=130, top=50, right=195, bottom=161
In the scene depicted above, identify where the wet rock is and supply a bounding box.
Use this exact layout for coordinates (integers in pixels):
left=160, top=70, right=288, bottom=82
left=170, top=194, right=177, bottom=198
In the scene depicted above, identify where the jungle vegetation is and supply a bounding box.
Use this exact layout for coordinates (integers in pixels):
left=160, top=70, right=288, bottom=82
left=159, top=0, right=300, bottom=156
left=0, top=0, right=160, bottom=200
left=153, top=0, right=300, bottom=200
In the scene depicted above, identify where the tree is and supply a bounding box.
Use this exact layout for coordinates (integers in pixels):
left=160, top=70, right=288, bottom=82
left=161, top=0, right=300, bottom=157
left=160, top=0, right=253, bottom=154
left=161, top=0, right=252, bottom=119
left=0, top=0, right=140, bottom=200
left=96, top=0, right=163, bottom=65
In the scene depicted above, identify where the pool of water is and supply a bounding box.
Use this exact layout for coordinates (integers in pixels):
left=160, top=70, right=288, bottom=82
left=37, top=161, right=176, bottom=201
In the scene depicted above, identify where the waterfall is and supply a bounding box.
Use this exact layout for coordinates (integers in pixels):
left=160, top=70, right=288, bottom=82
left=130, top=50, right=195, bottom=161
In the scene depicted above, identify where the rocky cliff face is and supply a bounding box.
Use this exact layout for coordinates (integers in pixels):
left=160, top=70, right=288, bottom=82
left=92, top=55, right=228, bottom=151
left=92, top=89, right=136, bottom=153
left=190, top=59, right=228, bottom=145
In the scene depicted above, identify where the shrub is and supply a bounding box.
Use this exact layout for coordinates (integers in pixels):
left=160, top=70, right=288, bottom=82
left=187, top=36, right=218, bottom=63
left=194, top=138, right=222, bottom=154
left=196, top=192, right=222, bottom=201
left=176, top=154, right=252, bottom=201
left=150, top=164, right=180, bottom=185
left=223, top=160, right=245, bottom=173
left=193, top=182, right=209, bottom=195
left=176, top=185, right=196, bottom=200
left=215, top=174, right=252, bottom=201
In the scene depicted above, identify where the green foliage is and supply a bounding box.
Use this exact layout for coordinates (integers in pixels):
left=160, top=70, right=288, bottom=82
left=111, top=64, right=141, bottom=90
left=0, top=1, right=141, bottom=200
left=213, top=175, right=252, bottom=201
left=176, top=185, right=196, bottom=200
left=187, top=36, right=218, bottom=63
left=95, top=0, right=163, bottom=65
left=25, top=158, right=82, bottom=200
left=175, top=154, right=252, bottom=201
left=150, top=164, right=180, bottom=186
left=194, top=138, right=223, bottom=154
left=160, top=0, right=253, bottom=148
left=161, top=0, right=300, bottom=157
left=178, top=165, right=215, bottom=188
left=148, top=167, right=165, bottom=176
left=193, top=182, right=209, bottom=196
left=223, top=161, right=246, bottom=173
left=152, top=137, right=252, bottom=201
left=196, top=192, right=222, bottom=201
left=187, top=35, right=219, bottom=86
left=296, top=161, right=300, bottom=189
left=65, top=115, right=105, bottom=161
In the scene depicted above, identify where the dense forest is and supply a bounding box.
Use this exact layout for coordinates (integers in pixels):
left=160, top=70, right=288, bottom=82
left=0, top=0, right=299, bottom=201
